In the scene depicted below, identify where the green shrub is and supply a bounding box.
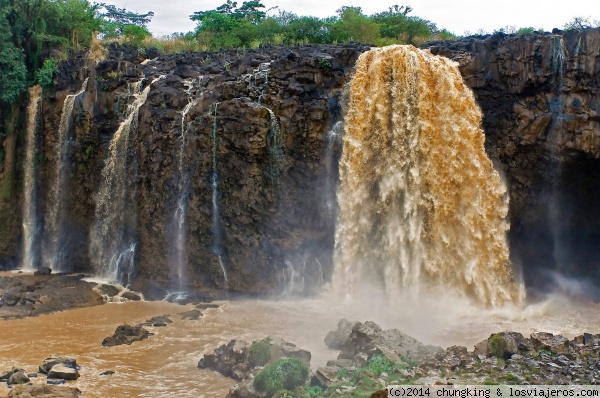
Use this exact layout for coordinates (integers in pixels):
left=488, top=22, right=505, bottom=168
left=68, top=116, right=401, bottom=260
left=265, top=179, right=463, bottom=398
left=489, top=334, right=506, bottom=358
left=304, top=385, right=323, bottom=397
left=489, top=334, right=507, bottom=358
left=248, top=340, right=271, bottom=367
left=253, top=358, right=309, bottom=396
left=35, top=58, right=59, bottom=89
left=366, top=354, right=406, bottom=376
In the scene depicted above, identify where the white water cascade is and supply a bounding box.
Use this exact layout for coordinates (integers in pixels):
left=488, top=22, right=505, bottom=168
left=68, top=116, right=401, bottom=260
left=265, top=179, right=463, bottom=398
left=20, top=86, right=43, bottom=271
left=90, top=75, right=164, bottom=283
left=42, top=78, right=89, bottom=271
left=169, top=78, right=201, bottom=292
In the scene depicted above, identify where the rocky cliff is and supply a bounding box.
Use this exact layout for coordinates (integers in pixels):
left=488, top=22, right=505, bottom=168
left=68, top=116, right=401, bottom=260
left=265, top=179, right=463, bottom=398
left=1, top=28, right=599, bottom=298
left=428, top=28, right=600, bottom=293
left=0, top=43, right=368, bottom=296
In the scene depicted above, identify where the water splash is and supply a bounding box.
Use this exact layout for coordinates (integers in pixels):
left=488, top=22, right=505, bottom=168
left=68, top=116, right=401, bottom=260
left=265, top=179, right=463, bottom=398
left=20, top=86, right=43, bottom=271
left=42, top=78, right=89, bottom=271
left=333, top=45, right=522, bottom=306
left=169, top=78, right=201, bottom=291
left=90, top=76, right=165, bottom=283
left=210, top=103, right=228, bottom=290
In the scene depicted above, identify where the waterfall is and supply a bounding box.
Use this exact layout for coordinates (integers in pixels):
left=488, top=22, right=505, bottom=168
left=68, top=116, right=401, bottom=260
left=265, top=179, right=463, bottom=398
left=90, top=75, right=164, bottom=283
left=324, top=121, right=343, bottom=212
left=548, top=34, right=569, bottom=274
left=42, top=78, right=89, bottom=271
left=169, top=78, right=200, bottom=292
left=333, top=45, right=522, bottom=305
left=20, top=86, right=43, bottom=271
left=210, top=103, right=228, bottom=289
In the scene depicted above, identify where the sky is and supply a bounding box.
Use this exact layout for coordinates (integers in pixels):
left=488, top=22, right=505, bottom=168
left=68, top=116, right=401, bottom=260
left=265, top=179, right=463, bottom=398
left=104, top=0, right=599, bottom=37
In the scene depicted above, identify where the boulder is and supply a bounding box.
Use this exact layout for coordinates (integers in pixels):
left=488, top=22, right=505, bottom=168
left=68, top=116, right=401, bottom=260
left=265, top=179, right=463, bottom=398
left=337, top=321, right=442, bottom=365
left=39, top=357, right=76, bottom=374
left=530, top=332, right=570, bottom=354
left=102, top=324, right=152, bottom=346
left=179, top=309, right=202, bottom=320
left=311, top=366, right=338, bottom=388
left=324, top=318, right=357, bottom=349
left=121, top=291, right=142, bottom=301
left=226, top=379, right=260, bottom=398
left=199, top=336, right=311, bottom=381
left=266, top=336, right=311, bottom=365
left=7, top=385, right=81, bottom=397
left=8, top=371, right=30, bottom=385
left=487, top=332, right=531, bottom=358
left=33, top=267, right=52, bottom=276
left=48, top=365, right=79, bottom=380
left=141, top=315, right=172, bottom=327
left=97, top=284, right=121, bottom=297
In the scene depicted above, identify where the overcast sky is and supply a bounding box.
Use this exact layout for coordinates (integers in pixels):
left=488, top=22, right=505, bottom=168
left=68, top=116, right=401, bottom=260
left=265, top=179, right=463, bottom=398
left=103, top=0, right=599, bottom=37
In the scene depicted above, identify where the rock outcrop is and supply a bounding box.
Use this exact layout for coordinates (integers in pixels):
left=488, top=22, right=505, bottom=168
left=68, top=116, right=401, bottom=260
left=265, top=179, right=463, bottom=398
left=198, top=336, right=311, bottom=381
left=101, top=324, right=152, bottom=346
left=6, top=385, right=81, bottom=397
left=1, top=43, right=368, bottom=296
left=337, top=321, right=442, bottom=365
left=0, top=275, right=103, bottom=319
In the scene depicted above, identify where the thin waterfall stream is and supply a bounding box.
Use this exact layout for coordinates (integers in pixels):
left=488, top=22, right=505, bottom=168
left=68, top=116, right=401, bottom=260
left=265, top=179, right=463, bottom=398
left=20, top=86, right=43, bottom=271
left=42, top=78, right=89, bottom=271
left=211, top=103, right=228, bottom=290
left=90, top=75, right=165, bottom=283
left=169, top=78, right=202, bottom=293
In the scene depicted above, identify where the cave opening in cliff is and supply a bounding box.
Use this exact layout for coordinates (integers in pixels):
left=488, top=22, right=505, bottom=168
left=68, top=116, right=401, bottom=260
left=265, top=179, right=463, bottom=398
left=514, top=155, right=600, bottom=300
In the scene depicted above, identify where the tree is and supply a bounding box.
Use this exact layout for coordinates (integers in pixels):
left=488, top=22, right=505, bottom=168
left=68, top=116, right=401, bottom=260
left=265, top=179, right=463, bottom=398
left=191, top=1, right=266, bottom=25
left=372, top=4, right=438, bottom=45
left=0, top=11, right=27, bottom=103
left=330, top=6, right=380, bottom=44
left=95, top=2, right=154, bottom=37
left=563, top=16, right=600, bottom=30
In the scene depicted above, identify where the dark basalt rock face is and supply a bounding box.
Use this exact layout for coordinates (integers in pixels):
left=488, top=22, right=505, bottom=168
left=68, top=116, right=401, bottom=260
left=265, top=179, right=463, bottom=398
left=0, top=43, right=367, bottom=296
left=427, top=28, right=600, bottom=294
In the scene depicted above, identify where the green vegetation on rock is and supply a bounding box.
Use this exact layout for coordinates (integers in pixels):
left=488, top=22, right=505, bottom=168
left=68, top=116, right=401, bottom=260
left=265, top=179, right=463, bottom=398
left=489, top=334, right=507, bottom=358
left=248, top=340, right=271, bottom=366
left=253, top=358, right=309, bottom=396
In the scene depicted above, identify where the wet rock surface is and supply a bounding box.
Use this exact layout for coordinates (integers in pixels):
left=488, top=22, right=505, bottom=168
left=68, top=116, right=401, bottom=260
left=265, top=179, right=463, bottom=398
left=200, top=320, right=600, bottom=397
left=199, top=336, right=311, bottom=381
left=5, top=385, right=81, bottom=397
left=0, top=275, right=104, bottom=319
left=1, top=357, right=81, bottom=397
left=101, top=324, right=153, bottom=347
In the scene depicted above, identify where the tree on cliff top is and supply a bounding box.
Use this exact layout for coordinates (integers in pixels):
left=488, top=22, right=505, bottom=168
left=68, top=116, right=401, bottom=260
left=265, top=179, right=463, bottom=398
left=95, top=2, right=154, bottom=38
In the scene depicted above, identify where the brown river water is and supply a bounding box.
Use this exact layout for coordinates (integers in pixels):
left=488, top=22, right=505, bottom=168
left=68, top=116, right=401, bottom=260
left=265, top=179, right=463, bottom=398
left=1, top=291, right=600, bottom=397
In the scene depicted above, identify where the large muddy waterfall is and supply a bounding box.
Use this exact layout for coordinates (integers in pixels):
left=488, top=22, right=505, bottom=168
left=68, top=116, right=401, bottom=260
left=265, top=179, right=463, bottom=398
left=334, top=46, right=522, bottom=305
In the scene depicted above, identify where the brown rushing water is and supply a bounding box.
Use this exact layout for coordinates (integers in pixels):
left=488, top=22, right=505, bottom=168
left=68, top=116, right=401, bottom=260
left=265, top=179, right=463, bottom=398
left=1, top=293, right=600, bottom=397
